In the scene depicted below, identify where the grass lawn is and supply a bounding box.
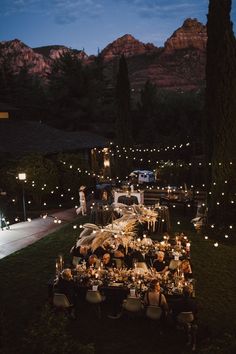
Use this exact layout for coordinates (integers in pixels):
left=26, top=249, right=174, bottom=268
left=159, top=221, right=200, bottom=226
left=0, top=212, right=236, bottom=354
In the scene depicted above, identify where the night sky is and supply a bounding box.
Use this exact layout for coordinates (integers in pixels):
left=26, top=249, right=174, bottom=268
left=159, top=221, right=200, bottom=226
left=1, top=0, right=236, bottom=55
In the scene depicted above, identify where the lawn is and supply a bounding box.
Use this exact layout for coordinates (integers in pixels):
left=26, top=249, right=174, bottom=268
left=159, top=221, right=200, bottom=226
left=0, top=212, right=236, bottom=354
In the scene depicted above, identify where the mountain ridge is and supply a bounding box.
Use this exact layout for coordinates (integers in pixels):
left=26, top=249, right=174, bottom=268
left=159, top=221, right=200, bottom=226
left=0, top=18, right=207, bottom=91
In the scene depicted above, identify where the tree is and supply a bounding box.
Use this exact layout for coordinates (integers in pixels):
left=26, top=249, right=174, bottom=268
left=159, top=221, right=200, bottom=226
left=17, top=154, right=59, bottom=208
left=0, top=54, right=16, bottom=104
left=115, top=55, right=133, bottom=145
left=206, top=0, right=236, bottom=226
left=139, top=80, right=158, bottom=117
left=47, top=52, right=98, bottom=130
left=14, top=66, right=47, bottom=121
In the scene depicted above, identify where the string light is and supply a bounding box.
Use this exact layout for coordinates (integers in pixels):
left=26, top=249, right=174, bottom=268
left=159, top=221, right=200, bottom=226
left=99, top=141, right=191, bottom=155
left=5, top=145, right=235, bottom=236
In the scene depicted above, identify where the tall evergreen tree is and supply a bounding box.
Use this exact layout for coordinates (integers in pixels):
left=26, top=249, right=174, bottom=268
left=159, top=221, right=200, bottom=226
left=115, top=55, right=133, bottom=145
left=139, top=80, right=158, bottom=118
left=206, top=0, right=236, bottom=225
left=47, top=52, right=98, bottom=130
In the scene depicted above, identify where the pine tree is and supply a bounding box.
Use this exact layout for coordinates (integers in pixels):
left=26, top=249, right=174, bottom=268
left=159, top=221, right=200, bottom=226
left=206, top=0, right=236, bottom=226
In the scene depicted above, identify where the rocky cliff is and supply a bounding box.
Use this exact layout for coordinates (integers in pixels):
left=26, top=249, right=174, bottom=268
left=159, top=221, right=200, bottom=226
left=33, top=44, right=88, bottom=61
left=0, top=39, right=51, bottom=76
left=0, top=40, right=88, bottom=77
left=0, top=18, right=207, bottom=91
left=164, top=18, right=207, bottom=52
left=102, top=18, right=206, bottom=91
left=100, top=34, right=158, bottom=61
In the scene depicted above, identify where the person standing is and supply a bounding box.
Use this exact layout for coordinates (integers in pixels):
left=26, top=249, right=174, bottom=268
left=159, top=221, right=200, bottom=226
left=0, top=190, right=10, bottom=230
left=76, top=185, right=87, bottom=216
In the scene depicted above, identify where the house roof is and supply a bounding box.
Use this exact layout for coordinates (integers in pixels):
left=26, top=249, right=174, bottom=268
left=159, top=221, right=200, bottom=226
left=0, top=120, right=108, bottom=157
left=0, top=102, right=19, bottom=111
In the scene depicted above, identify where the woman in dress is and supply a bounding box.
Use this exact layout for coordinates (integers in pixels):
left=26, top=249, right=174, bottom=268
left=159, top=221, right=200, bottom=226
left=144, top=279, right=168, bottom=312
left=179, top=259, right=193, bottom=279
left=76, top=185, right=87, bottom=216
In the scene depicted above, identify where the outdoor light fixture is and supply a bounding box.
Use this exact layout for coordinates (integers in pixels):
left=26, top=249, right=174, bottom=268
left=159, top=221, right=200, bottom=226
left=18, top=172, right=27, bottom=221
left=18, top=173, right=26, bottom=181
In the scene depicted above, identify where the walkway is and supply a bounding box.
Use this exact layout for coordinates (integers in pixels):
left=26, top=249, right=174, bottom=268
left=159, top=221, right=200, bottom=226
left=0, top=208, right=77, bottom=259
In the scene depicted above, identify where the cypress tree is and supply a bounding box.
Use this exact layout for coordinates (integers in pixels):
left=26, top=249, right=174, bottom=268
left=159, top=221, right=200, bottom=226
left=115, top=54, right=133, bottom=146
left=206, top=0, right=236, bottom=227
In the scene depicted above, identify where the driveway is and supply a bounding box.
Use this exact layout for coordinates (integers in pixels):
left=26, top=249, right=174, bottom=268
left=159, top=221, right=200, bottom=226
left=0, top=208, right=77, bottom=259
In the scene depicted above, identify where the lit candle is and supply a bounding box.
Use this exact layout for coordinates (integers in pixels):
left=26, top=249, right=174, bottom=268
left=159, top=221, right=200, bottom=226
left=186, top=242, right=191, bottom=252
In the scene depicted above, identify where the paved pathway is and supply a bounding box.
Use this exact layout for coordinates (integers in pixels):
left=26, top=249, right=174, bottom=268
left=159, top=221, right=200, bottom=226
left=0, top=208, right=77, bottom=259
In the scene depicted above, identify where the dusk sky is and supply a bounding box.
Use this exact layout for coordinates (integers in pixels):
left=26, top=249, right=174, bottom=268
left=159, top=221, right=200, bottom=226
left=1, top=0, right=236, bottom=55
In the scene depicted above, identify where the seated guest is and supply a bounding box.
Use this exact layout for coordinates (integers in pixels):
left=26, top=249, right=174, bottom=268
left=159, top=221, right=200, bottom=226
left=113, top=245, right=125, bottom=268
left=124, top=247, right=133, bottom=269
left=131, top=248, right=145, bottom=263
left=94, top=241, right=113, bottom=258
left=171, top=286, right=198, bottom=351
left=144, top=280, right=168, bottom=314
left=179, top=259, right=193, bottom=279
left=70, top=245, right=90, bottom=263
left=87, top=254, right=99, bottom=268
left=172, top=286, right=197, bottom=318
left=153, top=251, right=169, bottom=274
left=114, top=244, right=125, bottom=257
left=55, top=268, right=76, bottom=306
left=102, top=253, right=116, bottom=269
left=145, top=249, right=155, bottom=268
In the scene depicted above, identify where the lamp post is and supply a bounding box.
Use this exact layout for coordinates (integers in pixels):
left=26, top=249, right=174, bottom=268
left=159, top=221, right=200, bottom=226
left=18, top=173, right=26, bottom=221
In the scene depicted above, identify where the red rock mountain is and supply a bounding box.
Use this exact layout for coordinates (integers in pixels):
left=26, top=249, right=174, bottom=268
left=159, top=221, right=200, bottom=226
left=0, top=39, right=51, bottom=76
left=0, top=18, right=207, bottom=91
left=100, top=34, right=158, bottom=61
left=164, top=18, right=207, bottom=52
left=102, top=18, right=206, bottom=91
left=0, top=40, right=88, bottom=77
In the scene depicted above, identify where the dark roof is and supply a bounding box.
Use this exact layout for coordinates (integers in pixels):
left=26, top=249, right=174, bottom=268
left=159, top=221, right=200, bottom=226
left=0, top=120, right=108, bottom=157
left=0, top=102, right=19, bottom=111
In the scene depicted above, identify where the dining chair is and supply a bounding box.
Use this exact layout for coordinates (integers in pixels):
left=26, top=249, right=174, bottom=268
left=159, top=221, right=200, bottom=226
left=135, top=262, right=148, bottom=271
left=113, top=258, right=124, bottom=269
left=177, top=312, right=197, bottom=351
left=145, top=305, right=162, bottom=320
left=85, top=290, right=104, bottom=318
left=52, top=293, right=76, bottom=318
left=123, top=296, right=143, bottom=313
left=169, top=259, right=181, bottom=270
left=177, top=311, right=194, bottom=324
left=72, top=256, right=80, bottom=267
left=53, top=293, right=72, bottom=309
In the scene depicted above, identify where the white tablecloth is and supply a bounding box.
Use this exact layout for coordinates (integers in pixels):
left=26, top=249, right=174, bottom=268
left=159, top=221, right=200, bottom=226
left=114, top=191, right=144, bottom=204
